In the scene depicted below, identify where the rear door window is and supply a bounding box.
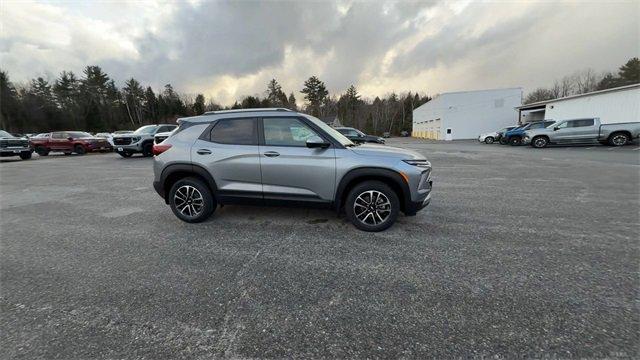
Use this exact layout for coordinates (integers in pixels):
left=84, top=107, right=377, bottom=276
left=209, top=118, right=257, bottom=145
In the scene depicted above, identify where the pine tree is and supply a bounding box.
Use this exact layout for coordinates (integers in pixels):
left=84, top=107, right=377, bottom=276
left=301, top=76, right=328, bottom=117
left=193, top=94, right=206, bottom=115
left=287, top=92, right=297, bottom=110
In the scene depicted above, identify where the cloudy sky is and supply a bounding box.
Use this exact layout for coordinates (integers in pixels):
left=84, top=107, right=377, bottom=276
left=1, top=0, right=638, bottom=105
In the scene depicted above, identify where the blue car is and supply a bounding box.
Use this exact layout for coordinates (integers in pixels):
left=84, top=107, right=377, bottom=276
left=501, top=120, right=555, bottom=146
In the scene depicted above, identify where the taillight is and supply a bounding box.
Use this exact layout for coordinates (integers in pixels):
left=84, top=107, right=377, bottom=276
left=153, top=143, right=172, bottom=156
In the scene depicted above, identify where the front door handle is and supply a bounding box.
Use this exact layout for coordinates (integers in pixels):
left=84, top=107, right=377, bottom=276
left=264, top=151, right=280, bottom=157
left=196, top=149, right=212, bottom=155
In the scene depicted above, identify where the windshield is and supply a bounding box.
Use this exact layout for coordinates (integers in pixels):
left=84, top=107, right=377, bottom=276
left=303, top=115, right=354, bottom=146
left=354, top=129, right=366, bottom=136
left=0, top=130, right=13, bottom=138
left=68, top=132, right=92, bottom=138
left=134, top=125, right=159, bottom=135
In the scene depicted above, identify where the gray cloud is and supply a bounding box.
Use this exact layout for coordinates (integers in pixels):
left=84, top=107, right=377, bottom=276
left=1, top=0, right=638, bottom=104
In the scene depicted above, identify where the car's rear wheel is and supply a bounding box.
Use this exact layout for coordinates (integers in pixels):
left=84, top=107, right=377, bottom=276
left=35, top=146, right=49, bottom=156
left=74, top=145, right=86, bottom=155
left=345, top=180, right=399, bottom=232
left=531, top=136, right=549, bottom=148
left=117, top=151, right=133, bottom=158
left=608, top=132, right=630, bottom=146
left=19, top=152, right=32, bottom=160
left=142, top=142, right=153, bottom=157
left=509, top=136, right=522, bottom=146
left=169, top=177, right=216, bottom=223
left=484, top=136, right=494, bottom=144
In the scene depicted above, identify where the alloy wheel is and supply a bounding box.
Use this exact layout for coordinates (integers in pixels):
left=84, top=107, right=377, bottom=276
left=353, top=190, right=391, bottom=226
left=173, top=185, right=204, bottom=217
left=612, top=134, right=627, bottom=146
left=534, top=137, right=547, bottom=148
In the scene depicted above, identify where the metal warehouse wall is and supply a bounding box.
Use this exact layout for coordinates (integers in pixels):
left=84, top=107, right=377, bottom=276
left=413, top=88, right=522, bottom=140
left=544, top=87, right=640, bottom=124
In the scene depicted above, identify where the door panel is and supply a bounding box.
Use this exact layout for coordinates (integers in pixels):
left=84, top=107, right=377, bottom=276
left=190, top=118, right=262, bottom=199
left=259, top=117, right=336, bottom=202
left=259, top=146, right=336, bottom=201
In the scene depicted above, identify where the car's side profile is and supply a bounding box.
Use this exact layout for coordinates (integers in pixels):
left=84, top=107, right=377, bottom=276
left=0, top=130, right=33, bottom=160
left=152, top=109, right=432, bottom=231
left=478, top=126, right=517, bottom=144
left=30, top=131, right=112, bottom=155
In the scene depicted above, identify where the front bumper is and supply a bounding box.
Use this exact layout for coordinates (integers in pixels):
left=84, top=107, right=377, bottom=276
left=114, top=143, right=143, bottom=152
left=0, top=148, right=32, bottom=157
left=405, top=191, right=431, bottom=216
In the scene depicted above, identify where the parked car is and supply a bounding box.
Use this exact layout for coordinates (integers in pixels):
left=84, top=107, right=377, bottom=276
left=335, top=127, right=385, bottom=144
left=501, top=121, right=556, bottom=146
left=154, top=131, right=173, bottom=144
left=523, top=118, right=640, bottom=148
left=30, top=131, right=112, bottom=155
left=383, top=132, right=391, bottom=138
left=478, top=126, right=517, bottom=144
left=0, top=130, right=33, bottom=160
left=152, top=108, right=432, bottom=231
left=113, top=130, right=134, bottom=135
left=112, top=124, right=177, bottom=158
left=95, top=132, right=114, bottom=146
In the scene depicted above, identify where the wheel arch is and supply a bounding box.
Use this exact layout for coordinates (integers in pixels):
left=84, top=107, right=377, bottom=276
left=160, top=163, right=218, bottom=204
left=608, top=130, right=632, bottom=141
left=335, top=167, right=411, bottom=214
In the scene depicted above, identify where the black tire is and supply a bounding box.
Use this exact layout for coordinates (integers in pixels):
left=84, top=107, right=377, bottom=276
left=608, top=132, right=630, bottom=147
left=117, top=151, right=133, bottom=158
left=19, top=152, right=32, bottom=160
left=531, top=136, right=549, bottom=148
left=345, top=180, right=400, bottom=232
left=509, top=136, right=522, bottom=146
left=142, top=142, right=153, bottom=157
left=484, top=136, right=494, bottom=144
left=74, top=145, right=86, bottom=155
left=35, top=146, right=49, bottom=156
left=169, top=177, right=216, bottom=223
left=499, top=137, right=509, bottom=145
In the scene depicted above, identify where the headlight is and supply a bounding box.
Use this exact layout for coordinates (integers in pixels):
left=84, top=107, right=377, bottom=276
left=131, top=137, right=141, bottom=143
left=403, top=159, right=431, bottom=168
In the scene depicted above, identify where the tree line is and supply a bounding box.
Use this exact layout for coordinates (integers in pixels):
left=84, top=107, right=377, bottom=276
left=524, top=57, right=639, bottom=104
left=0, top=66, right=430, bottom=136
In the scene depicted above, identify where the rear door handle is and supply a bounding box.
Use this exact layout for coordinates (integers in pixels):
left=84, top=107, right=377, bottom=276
left=263, top=151, right=280, bottom=157
left=196, top=149, right=212, bottom=155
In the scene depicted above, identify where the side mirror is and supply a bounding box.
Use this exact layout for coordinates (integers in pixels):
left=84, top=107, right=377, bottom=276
left=306, top=135, right=330, bottom=149
left=553, top=127, right=559, bottom=131
left=67, top=137, right=74, bottom=141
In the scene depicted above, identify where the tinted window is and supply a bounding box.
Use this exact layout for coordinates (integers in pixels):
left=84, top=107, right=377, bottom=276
left=157, top=125, right=177, bottom=133
left=210, top=118, right=257, bottom=145
left=263, top=117, right=319, bottom=147
left=529, top=122, right=546, bottom=129
left=338, top=129, right=359, bottom=137
left=68, top=132, right=92, bottom=138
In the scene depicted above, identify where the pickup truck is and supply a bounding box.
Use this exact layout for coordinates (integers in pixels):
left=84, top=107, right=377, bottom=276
left=30, top=131, right=112, bottom=155
left=0, top=130, right=33, bottom=160
left=501, top=120, right=556, bottom=145
left=523, top=118, right=640, bottom=148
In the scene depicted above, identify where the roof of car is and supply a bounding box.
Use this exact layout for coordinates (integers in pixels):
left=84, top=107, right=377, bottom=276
left=179, top=108, right=300, bottom=123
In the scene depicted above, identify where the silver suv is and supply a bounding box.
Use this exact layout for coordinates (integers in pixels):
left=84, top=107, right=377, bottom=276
left=152, top=109, right=432, bottom=231
left=113, top=124, right=177, bottom=157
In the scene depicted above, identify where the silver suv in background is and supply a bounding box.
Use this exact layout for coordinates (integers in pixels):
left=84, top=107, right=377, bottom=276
left=112, top=124, right=177, bottom=157
left=152, top=108, right=433, bottom=231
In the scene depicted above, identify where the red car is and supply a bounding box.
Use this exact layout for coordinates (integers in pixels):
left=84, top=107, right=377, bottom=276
left=30, top=131, right=112, bottom=156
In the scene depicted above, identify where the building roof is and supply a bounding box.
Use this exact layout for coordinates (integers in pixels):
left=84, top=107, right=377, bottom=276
left=432, top=87, right=523, bottom=98
left=516, top=83, right=640, bottom=110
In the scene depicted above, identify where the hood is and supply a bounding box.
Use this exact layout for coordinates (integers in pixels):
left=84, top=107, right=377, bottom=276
left=350, top=144, right=424, bottom=160
left=480, top=131, right=498, bottom=137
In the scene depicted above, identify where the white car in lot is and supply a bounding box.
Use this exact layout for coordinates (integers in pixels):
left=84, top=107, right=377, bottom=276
left=95, top=132, right=114, bottom=146
left=478, top=126, right=517, bottom=144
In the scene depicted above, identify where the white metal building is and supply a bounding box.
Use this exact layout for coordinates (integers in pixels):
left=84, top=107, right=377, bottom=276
left=517, top=84, right=640, bottom=124
left=412, top=88, right=522, bottom=140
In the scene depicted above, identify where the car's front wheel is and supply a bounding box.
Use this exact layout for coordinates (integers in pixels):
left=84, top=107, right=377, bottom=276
left=345, top=180, right=400, bottom=232
left=74, top=145, right=86, bottom=155
left=19, top=152, right=32, bottom=160
left=35, top=146, right=49, bottom=156
left=509, top=136, right=522, bottom=146
left=169, top=177, right=216, bottom=223
left=117, top=151, right=132, bottom=158
left=484, top=136, right=494, bottom=144
left=142, top=142, right=153, bottom=157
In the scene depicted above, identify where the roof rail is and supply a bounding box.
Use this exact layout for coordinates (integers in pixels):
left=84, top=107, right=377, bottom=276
left=204, top=108, right=293, bottom=115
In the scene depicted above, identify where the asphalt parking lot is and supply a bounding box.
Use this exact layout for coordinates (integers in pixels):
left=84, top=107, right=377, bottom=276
left=1, top=139, right=638, bottom=359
